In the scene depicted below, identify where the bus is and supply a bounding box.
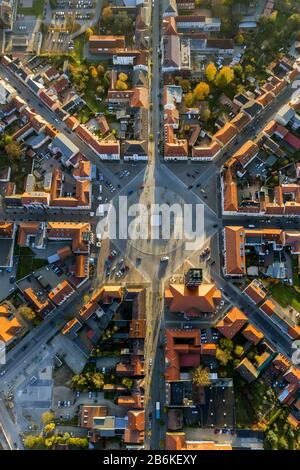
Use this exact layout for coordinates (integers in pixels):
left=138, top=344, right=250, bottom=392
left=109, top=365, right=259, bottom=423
left=155, top=401, right=161, bottom=420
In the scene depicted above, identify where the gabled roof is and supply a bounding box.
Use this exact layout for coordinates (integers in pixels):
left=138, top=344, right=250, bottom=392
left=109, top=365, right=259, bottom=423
left=213, top=123, right=238, bottom=146
left=223, top=168, right=238, bottom=212
left=243, top=280, right=267, bottom=305
left=224, top=226, right=246, bottom=275
left=165, top=283, right=221, bottom=315
left=242, top=324, right=264, bottom=345
left=0, top=316, right=21, bottom=343
left=216, top=306, right=247, bottom=339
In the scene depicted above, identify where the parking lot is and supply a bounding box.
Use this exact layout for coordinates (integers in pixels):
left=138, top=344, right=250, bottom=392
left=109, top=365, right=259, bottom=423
left=92, top=163, right=145, bottom=209
left=43, top=29, right=72, bottom=53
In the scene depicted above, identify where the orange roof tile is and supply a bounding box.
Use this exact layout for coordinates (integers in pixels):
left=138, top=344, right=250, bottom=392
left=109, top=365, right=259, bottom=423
left=18, top=222, right=40, bottom=246
left=0, top=222, right=14, bottom=238
left=166, top=433, right=232, bottom=450
left=165, top=329, right=201, bottom=381
left=229, top=112, right=251, bottom=132
left=49, top=280, right=74, bottom=305
left=242, top=323, right=264, bottom=345
left=223, top=169, right=238, bottom=212
left=124, top=410, right=145, bottom=444
left=24, top=288, right=50, bottom=313
left=244, top=280, right=267, bottom=304
left=165, top=283, right=221, bottom=315
left=232, top=140, right=259, bottom=168
left=216, top=306, right=248, bottom=339
left=213, top=123, right=238, bottom=146
left=224, top=226, right=246, bottom=275
left=273, top=353, right=291, bottom=372
left=47, top=222, right=90, bottom=253
left=79, top=405, right=107, bottom=428
left=0, top=316, right=21, bottom=343
left=192, top=141, right=221, bottom=159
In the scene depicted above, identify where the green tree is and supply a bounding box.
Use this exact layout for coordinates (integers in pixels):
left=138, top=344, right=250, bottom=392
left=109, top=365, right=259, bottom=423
left=69, top=437, right=89, bottom=449
left=234, top=345, right=244, bottom=357
left=201, top=108, right=211, bottom=121
left=91, top=372, right=105, bottom=389
left=278, top=435, right=288, bottom=450
left=5, top=141, right=22, bottom=161
left=265, top=430, right=278, bottom=450
left=89, top=66, right=98, bottom=79
left=71, top=374, right=88, bottom=390
left=245, top=64, right=255, bottom=75
left=122, top=377, right=133, bottom=389
left=233, top=64, right=243, bottom=78
left=96, top=85, right=104, bottom=95
left=176, top=77, right=191, bottom=92
left=236, top=33, right=245, bottom=45
left=97, top=64, right=105, bottom=76
left=219, top=338, right=234, bottom=351
left=216, top=348, right=232, bottom=366
left=24, top=435, right=44, bottom=450
left=113, top=11, right=132, bottom=34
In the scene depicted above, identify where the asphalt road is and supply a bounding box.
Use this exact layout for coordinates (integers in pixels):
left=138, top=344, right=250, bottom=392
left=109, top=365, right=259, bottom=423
left=0, top=397, right=22, bottom=449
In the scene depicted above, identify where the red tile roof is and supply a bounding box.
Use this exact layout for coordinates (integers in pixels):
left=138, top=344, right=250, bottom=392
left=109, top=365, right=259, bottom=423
left=216, top=307, right=247, bottom=339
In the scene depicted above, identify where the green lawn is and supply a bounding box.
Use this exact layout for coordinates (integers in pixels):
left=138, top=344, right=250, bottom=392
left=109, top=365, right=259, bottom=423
left=235, top=393, right=255, bottom=428
left=270, top=283, right=300, bottom=313
left=77, top=92, right=106, bottom=124
left=15, top=247, right=48, bottom=281
left=18, top=0, right=44, bottom=16
left=73, top=35, right=85, bottom=61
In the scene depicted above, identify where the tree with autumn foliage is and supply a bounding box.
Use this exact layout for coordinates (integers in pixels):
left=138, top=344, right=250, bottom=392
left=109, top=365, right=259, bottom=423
left=205, top=63, right=217, bottom=82
left=102, top=5, right=113, bottom=25
left=193, top=81, right=210, bottom=101
left=118, top=72, right=128, bottom=82
left=184, top=92, right=194, bottom=108
left=214, top=66, right=235, bottom=89
left=18, top=305, right=36, bottom=322
left=85, top=28, right=93, bottom=39
left=116, top=79, right=128, bottom=91
left=216, top=347, right=232, bottom=366
left=89, top=66, right=98, bottom=79
left=192, top=366, right=211, bottom=387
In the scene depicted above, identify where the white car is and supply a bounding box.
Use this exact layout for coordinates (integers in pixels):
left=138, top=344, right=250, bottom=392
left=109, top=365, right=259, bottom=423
left=160, top=256, right=169, bottom=262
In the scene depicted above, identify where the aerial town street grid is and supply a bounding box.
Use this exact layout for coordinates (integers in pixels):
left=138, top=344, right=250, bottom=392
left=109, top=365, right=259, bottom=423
left=0, top=0, right=299, bottom=455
